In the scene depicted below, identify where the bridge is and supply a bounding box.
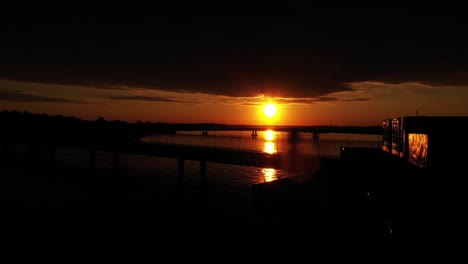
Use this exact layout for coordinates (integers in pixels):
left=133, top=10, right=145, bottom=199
left=154, top=123, right=382, bottom=133
left=3, top=138, right=285, bottom=191
left=138, top=123, right=383, bottom=140
left=1, top=115, right=288, bottom=189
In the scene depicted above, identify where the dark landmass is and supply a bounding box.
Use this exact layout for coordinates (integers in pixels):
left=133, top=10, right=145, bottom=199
left=0, top=109, right=382, bottom=146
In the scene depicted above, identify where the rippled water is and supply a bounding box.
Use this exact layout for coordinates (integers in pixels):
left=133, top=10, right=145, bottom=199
left=8, top=131, right=382, bottom=200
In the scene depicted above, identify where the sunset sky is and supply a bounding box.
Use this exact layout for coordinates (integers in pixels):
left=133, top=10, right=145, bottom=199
left=1, top=1, right=467, bottom=126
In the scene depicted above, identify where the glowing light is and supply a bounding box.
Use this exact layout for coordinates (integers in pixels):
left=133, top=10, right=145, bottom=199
left=265, top=130, right=275, bottom=141
left=263, top=142, right=276, bottom=154
left=263, top=103, right=277, bottom=118
left=408, top=133, right=429, bottom=168
left=262, top=168, right=278, bottom=182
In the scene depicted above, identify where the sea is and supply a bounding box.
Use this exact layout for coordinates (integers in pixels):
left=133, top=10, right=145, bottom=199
left=6, top=130, right=382, bottom=201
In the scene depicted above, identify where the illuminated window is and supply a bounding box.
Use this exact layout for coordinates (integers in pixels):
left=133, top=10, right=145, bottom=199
left=408, top=133, right=428, bottom=168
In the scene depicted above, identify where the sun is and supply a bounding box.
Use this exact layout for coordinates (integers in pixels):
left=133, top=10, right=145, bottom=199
left=263, top=103, right=277, bottom=118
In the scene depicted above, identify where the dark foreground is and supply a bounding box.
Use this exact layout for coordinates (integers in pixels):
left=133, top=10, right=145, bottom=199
left=0, top=149, right=466, bottom=259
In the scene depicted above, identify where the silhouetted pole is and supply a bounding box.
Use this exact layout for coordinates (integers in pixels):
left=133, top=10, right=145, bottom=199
left=200, top=160, right=207, bottom=191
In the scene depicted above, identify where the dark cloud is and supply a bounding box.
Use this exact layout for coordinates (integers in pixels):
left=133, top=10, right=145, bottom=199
left=109, top=95, right=192, bottom=103
left=240, top=95, right=360, bottom=105
left=315, top=97, right=339, bottom=102
left=0, top=90, right=87, bottom=104
left=1, top=1, right=467, bottom=98
left=343, top=98, right=372, bottom=102
left=275, top=97, right=339, bottom=105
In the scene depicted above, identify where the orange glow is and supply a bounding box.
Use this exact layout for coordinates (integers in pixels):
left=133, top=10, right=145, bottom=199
left=263, top=142, right=276, bottom=154
left=264, top=130, right=275, bottom=141
left=408, top=133, right=429, bottom=168
left=263, top=103, right=277, bottom=118
left=262, top=168, right=278, bottom=182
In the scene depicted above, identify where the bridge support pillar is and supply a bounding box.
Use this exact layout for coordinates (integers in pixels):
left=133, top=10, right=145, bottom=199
left=178, top=159, right=185, bottom=185
left=200, top=160, right=207, bottom=191
left=313, top=131, right=319, bottom=140
left=251, top=130, right=258, bottom=139
left=288, top=131, right=299, bottom=144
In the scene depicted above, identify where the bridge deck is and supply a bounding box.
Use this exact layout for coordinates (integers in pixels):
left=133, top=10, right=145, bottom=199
left=55, top=141, right=283, bottom=169
left=158, top=124, right=382, bottom=134
left=124, top=142, right=282, bottom=168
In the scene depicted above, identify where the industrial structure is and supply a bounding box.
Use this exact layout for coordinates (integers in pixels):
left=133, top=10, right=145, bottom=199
left=381, top=116, right=468, bottom=169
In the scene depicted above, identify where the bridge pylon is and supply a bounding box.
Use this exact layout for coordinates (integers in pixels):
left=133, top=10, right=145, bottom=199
left=251, top=130, right=258, bottom=139
left=313, top=131, right=319, bottom=140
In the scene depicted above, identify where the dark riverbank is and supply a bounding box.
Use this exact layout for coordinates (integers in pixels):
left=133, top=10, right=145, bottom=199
left=2, top=148, right=464, bottom=258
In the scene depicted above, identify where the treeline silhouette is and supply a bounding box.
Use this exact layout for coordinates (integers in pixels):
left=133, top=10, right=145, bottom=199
left=0, top=109, right=176, bottom=148
left=1, top=109, right=383, bottom=150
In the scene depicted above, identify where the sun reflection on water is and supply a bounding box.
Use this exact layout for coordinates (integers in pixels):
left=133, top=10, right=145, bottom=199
left=263, top=142, right=276, bottom=154
left=265, top=130, right=275, bottom=141
left=262, top=168, right=278, bottom=182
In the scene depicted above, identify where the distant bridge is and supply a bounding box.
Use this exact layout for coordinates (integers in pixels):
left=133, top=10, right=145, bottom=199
left=169, top=124, right=382, bottom=133
left=140, top=123, right=383, bottom=139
